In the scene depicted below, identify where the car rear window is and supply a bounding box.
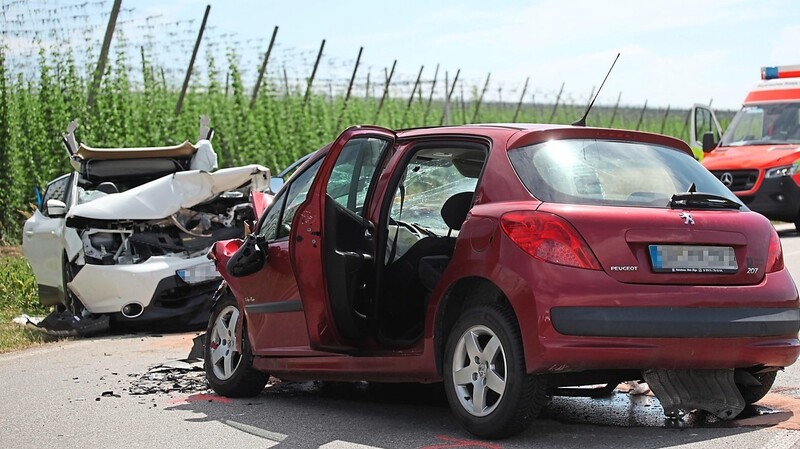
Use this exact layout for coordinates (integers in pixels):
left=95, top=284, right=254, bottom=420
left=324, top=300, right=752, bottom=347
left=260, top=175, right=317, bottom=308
left=508, top=139, right=740, bottom=207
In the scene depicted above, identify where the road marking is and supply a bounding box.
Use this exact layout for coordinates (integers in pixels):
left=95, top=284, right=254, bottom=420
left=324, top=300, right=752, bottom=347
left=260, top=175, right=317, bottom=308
left=420, top=435, right=503, bottom=449
left=319, top=441, right=385, bottom=449
left=223, top=419, right=286, bottom=445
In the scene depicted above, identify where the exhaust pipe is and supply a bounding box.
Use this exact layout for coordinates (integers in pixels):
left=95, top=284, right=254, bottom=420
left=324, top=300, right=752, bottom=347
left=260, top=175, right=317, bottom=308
left=121, top=303, right=144, bottom=319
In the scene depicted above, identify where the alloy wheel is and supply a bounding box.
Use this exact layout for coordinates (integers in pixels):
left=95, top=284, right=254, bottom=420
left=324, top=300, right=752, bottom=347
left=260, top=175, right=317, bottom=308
left=451, top=324, right=508, bottom=417
left=209, top=305, right=242, bottom=381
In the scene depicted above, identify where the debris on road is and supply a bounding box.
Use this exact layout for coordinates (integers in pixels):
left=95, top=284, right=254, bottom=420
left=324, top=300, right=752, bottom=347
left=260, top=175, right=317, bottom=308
left=14, top=310, right=109, bottom=337
left=129, top=358, right=210, bottom=395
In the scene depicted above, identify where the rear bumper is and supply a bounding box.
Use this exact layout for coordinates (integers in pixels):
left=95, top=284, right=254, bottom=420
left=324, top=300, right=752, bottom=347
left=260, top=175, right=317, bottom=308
left=550, top=307, right=800, bottom=338
left=737, top=176, right=800, bottom=222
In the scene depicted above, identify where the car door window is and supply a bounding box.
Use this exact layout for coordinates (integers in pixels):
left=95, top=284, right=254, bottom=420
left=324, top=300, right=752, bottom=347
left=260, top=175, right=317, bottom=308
left=277, top=158, right=323, bottom=239
left=326, top=138, right=390, bottom=213
left=41, top=174, right=71, bottom=217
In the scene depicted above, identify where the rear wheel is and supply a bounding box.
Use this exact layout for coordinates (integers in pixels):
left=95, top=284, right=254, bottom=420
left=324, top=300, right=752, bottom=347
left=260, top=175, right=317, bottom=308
left=738, top=371, right=778, bottom=404
left=443, top=304, right=547, bottom=439
left=205, top=294, right=268, bottom=397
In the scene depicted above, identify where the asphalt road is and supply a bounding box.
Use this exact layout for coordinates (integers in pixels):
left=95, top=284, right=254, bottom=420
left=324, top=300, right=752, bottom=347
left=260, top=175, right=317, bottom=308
left=3, top=225, right=800, bottom=449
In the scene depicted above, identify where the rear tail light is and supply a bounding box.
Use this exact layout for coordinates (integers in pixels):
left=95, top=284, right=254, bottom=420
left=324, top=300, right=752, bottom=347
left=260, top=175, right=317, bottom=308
left=766, top=226, right=784, bottom=273
left=500, top=211, right=602, bottom=270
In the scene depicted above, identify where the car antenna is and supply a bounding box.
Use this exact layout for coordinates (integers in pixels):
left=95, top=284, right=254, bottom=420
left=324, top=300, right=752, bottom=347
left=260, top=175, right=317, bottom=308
left=572, top=53, right=620, bottom=127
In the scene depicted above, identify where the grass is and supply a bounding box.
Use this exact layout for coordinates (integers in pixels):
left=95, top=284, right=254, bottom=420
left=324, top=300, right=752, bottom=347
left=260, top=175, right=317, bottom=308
left=0, top=247, right=52, bottom=353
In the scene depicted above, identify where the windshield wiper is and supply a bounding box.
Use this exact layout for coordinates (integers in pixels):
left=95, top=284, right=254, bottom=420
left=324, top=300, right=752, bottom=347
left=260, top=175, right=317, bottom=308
left=669, top=191, right=742, bottom=210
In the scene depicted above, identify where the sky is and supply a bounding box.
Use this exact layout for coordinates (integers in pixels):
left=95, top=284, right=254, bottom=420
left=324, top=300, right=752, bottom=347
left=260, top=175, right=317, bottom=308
left=8, top=0, right=800, bottom=110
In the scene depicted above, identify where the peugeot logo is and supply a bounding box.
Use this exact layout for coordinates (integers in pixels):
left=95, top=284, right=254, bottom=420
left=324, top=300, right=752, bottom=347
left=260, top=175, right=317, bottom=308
left=720, top=172, right=734, bottom=187
left=679, top=212, right=695, bottom=225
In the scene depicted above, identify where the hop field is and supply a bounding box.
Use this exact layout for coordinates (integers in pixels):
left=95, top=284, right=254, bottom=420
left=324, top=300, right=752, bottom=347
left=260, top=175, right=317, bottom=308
left=0, top=2, right=733, bottom=245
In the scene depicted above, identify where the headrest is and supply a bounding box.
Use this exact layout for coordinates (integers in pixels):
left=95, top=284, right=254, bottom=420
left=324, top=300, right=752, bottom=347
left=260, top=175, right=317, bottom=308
left=441, top=191, right=473, bottom=231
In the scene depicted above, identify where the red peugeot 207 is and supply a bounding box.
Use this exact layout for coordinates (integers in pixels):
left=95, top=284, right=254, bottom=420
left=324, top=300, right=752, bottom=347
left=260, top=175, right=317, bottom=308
left=205, top=124, right=800, bottom=438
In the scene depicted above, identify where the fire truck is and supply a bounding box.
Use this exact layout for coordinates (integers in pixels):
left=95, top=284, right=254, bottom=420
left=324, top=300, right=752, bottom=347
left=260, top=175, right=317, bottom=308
left=698, top=65, right=800, bottom=229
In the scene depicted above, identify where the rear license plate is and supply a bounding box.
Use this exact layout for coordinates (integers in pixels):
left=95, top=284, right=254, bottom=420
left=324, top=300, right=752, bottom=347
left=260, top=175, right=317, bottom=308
left=648, top=245, right=738, bottom=274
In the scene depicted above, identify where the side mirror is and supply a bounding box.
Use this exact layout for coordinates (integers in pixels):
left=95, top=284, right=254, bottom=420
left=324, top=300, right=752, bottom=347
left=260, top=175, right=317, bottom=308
left=702, top=131, right=717, bottom=153
left=46, top=199, right=67, bottom=218
left=227, top=233, right=266, bottom=277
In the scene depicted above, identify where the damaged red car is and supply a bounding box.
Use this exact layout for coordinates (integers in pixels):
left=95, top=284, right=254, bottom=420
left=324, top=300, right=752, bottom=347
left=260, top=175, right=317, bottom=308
left=205, top=124, right=800, bottom=438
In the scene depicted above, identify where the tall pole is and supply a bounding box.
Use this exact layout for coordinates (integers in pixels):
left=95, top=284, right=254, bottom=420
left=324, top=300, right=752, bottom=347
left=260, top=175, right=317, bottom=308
left=548, top=81, right=565, bottom=123
left=423, top=63, right=439, bottom=123
left=303, top=39, right=326, bottom=106
left=608, top=92, right=622, bottom=127
left=512, top=76, right=530, bottom=122
left=374, top=59, right=397, bottom=122
left=87, top=0, right=121, bottom=110
left=472, top=72, right=491, bottom=122
left=250, top=26, right=279, bottom=109
left=344, top=47, right=363, bottom=104
left=635, top=99, right=648, bottom=130
left=440, top=69, right=460, bottom=126
left=176, top=4, right=211, bottom=116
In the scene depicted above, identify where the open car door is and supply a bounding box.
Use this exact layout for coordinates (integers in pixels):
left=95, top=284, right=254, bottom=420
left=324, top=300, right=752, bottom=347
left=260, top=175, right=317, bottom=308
left=290, top=126, right=395, bottom=352
left=690, top=104, right=723, bottom=160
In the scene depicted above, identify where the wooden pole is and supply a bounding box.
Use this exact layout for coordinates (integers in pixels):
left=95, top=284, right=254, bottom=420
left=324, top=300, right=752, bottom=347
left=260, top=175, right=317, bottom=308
left=406, top=65, right=424, bottom=109
left=303, top=39, right=325, bottom=107
left=472, top=72, right=491, bottom=122
left=283, top=67, right=289, bottom=96
left=423, top=63, right=439, bottom=123
left=250, top=26, right=279, bottom=109
left=608, top=92, right=622, bottom=127
left=87, top=0, right=121, bottom=110
left=374, top=59, right=397, bottom=122
left=176, top=4, right=211, bottom=116
left=512, top=76, right=530, bottom=122
left=460, top=84, right=467, bottom=124
left=440, top=69, right=460, bottom=126
left=659, top=105, right=672, bottom=134
left=343, top=47, right=363, bottom=104
left=635, top=100, right=648, bottom=130
left=548, top=82, right=565, bottom=123
left=365, top=71, right=371, bottom=100
left=140, top=45, right=147, bottom=86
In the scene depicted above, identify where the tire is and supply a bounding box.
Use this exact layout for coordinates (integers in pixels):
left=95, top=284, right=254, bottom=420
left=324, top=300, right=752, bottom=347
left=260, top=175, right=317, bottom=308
left=62, top=253, right=84, bottom=316
left=738, top=371, right=778, bottom=405
left=205, top=295, right=269, bottom=397
left=443, top=304, right=548, bottom=439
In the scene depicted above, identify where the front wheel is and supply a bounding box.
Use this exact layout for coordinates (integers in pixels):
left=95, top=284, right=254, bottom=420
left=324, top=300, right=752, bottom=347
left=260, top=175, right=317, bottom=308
left=443, top=304, right=547, bottom=439
left=205, top=294, right=268, bottom=397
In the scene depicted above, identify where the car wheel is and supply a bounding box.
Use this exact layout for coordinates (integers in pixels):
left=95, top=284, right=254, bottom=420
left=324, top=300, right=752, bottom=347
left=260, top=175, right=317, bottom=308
left=443, top=304, right=547, bottom=439
left=62, top=253, right=84, bottom=316
left=738, top=371, right=778, bottom=405
left=205, top=295, right=268, bottom=397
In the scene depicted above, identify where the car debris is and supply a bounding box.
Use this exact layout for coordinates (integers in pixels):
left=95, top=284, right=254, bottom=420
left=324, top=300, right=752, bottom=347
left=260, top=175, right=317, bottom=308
left=22, top=116, right=271, bottom=336
left=129, top=358, right=209, bottom=395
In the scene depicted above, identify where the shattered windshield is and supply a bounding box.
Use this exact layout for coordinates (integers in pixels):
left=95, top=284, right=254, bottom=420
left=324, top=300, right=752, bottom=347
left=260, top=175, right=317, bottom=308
left=721, top=103, right=800, bottom=146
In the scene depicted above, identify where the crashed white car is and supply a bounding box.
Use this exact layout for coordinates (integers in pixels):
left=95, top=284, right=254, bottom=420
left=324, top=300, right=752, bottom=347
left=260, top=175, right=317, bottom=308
left=22, top=120, right=270, bottom=333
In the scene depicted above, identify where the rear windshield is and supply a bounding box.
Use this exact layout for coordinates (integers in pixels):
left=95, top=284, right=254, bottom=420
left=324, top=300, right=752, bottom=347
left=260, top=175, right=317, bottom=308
left=508, top=139, right=741, bottom=207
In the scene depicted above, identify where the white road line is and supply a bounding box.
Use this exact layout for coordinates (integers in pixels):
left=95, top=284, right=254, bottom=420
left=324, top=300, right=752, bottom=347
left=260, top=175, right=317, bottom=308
left=319, top=441, right=385, bottom=449
left=760, top=429, right=800, bottom=449
left=223, top=419, right=286, bottom=446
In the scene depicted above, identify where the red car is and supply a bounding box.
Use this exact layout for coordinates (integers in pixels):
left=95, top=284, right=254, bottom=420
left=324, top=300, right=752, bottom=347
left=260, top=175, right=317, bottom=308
left=205, top=124, right=800, bottom=438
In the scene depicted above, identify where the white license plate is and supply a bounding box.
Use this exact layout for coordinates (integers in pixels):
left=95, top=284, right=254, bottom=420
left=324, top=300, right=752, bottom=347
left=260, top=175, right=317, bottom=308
left=648, top=245, right=738, bottom=274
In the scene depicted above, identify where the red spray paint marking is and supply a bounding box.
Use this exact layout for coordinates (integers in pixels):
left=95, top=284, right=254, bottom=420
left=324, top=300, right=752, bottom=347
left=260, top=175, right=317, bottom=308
left=168, top=393, right=233, bottom=405
left=419, top=435, right=503, bottom=449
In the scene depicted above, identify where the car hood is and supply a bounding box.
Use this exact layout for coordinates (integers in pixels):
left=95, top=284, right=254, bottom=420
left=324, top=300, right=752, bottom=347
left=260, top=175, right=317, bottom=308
left=67, top=165, right=270, bottom=222
left=703, top=144, right=800, bottom=170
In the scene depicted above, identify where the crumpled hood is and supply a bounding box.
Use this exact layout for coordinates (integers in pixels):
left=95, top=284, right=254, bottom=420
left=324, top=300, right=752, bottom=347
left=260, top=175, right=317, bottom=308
left=67, top=164, right=270, bottom=222
left=703, top=144, right=800, bottom=170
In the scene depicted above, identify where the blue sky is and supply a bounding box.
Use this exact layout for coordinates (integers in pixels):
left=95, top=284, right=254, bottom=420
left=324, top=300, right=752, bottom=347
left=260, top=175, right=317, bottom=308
left=8, top=0, right=800, bottom=110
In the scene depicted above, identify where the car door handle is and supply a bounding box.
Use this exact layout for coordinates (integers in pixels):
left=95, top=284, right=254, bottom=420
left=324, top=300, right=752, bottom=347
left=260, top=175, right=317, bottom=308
left=25, top=231, right=34, bottom=236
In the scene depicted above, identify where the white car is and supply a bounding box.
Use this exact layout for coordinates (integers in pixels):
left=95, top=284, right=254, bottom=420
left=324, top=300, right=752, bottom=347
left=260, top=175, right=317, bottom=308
left=22, top=119, right=270, bottom=334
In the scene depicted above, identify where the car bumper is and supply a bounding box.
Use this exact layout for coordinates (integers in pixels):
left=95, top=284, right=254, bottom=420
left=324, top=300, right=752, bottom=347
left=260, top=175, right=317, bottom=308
left=69, top=254, right=220, bottom=316
left=508, top=260, right=800, bottom=373
left=738, top=176, right=800, bottom=222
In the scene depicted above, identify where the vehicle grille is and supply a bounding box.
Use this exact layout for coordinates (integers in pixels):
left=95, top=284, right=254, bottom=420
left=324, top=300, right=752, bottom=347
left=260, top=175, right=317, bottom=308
left=710, top=170, right=758, bottom=192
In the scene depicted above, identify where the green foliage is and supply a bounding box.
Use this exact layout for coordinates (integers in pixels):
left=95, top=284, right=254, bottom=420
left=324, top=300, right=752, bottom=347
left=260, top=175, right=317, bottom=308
left=0, top=43, right=731, bottom=245
left=0, top=251, right=48, bottom=353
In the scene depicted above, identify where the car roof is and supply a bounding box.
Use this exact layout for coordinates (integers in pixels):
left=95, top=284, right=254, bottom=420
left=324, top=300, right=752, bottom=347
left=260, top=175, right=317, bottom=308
left=395, top=123, right=692, bottom=155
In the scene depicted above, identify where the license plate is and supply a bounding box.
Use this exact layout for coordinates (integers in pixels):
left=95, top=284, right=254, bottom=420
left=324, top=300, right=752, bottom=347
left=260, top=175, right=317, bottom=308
left=648, top=245, right=738, bottom=274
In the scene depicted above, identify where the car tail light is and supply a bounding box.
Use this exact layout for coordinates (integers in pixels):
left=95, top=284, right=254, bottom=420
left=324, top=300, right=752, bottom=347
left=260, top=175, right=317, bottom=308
left=767, top=227, right=784, bottom=273
left=500, top=211, right=602, bottom=270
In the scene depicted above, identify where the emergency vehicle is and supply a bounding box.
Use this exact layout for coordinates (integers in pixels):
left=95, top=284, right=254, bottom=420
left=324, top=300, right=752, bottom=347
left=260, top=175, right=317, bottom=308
left=698, top=65, right=800, bottom=229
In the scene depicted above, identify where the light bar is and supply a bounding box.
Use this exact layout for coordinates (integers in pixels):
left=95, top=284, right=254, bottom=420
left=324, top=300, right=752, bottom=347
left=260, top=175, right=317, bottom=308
left=762, top=65, right=800, bottom=80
